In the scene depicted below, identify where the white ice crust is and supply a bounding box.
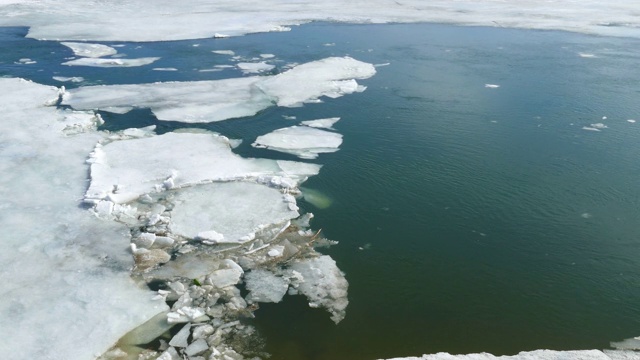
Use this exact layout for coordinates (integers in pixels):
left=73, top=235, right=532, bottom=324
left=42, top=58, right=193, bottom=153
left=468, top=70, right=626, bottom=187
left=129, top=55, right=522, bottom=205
left=0, top=1, right=639, bottom=41
left=169, top=182, right=300, bottom=243
left=0, top=78, right=166, bottom=359
left=385, top=349, right=632, bottom=360
left=62, top=57, right=160, bottom=67
left=84, top=131, right=321, bottom=205
left=253, top=125, right=343, bottom=159
left=61, top=41, right=118, bottom=58
left=61, top=57, right=375, bottom=123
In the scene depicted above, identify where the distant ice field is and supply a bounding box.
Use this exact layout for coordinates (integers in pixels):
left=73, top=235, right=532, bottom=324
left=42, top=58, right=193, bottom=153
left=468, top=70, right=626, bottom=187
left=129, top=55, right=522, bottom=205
left=1, top=12, right=640, bottom=360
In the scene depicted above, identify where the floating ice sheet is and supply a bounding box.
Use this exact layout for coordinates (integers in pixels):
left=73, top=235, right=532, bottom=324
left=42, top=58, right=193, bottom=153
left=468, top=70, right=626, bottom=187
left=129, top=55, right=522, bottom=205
left=62, top=57, right=375, bottom=123
left=84, top=131, right=321, bottom=204
left=386, top=349, right=626, bottom=360
left=62, top=57, right=160, bottom=67
left=61, top=41, right=118, bottom=58
left=1, top=1, right=639, bottom=41
left=0, top=78, right=166, bottom=360
left=237, top=61, right=275, bottom=74
left=300, top=117, right=340, bottom=129
left=253, top=125, right=343, bottom=159
left=169, top=182, right=299, bottom=243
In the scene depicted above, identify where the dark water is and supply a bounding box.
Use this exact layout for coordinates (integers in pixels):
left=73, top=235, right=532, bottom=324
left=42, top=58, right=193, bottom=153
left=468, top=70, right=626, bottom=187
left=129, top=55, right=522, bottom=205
left=2, top=22, right=640, bottom=359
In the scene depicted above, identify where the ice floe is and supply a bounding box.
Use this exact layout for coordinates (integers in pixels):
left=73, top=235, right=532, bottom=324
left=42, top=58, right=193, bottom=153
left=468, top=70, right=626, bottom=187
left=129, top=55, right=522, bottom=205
left=169, top=182, right=300, bottom=244
left=2, top=0, right=640, bottom=41
left=485, top=84, right=500, bottom=88
left=52, top=76, right=84, bottom=82
left=300, top=117, right=341, bottom=129
left=0, top=78, right=165, bottom=359
left=62, top=57, right=160, bottom=67
left=582, top=123, right=608, bottom=131
left=61, top=41, right=118, bottom=57
left=253, top=125, right=343, bottom=159
left=386, top=349, right=632, bottom=360
left=236, top=61, right=275, bottom=74
left=62, top=57, right=375, bottom=123
left=84, top=131, right=321, bottom=205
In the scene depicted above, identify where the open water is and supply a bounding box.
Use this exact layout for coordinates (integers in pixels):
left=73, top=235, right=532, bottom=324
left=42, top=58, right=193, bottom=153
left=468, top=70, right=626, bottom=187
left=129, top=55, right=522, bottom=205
left=2, top=22, right=640, bottom=360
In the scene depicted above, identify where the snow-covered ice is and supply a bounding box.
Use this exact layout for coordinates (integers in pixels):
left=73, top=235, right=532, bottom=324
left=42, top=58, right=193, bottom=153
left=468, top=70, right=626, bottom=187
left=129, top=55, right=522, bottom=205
left=253, top=125, right=343, bottom=159
left=62, top=57, right=375, bottom=123
left=0, top=78, right=166, bottom=359
left=62, top=57, right=160, bottom=67
left=1, top=1, right=639, bottom=41
left=169, top=182, right=300, bottom=243
left=61, top=41, right=118, bottom=58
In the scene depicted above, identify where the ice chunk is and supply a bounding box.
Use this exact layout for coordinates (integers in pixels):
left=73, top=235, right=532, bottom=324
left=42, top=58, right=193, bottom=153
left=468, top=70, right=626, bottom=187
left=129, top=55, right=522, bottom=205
left=257, top=57, right=376, bottom=107
left=153, top=67, right=178, bottom=71
left=63, top=57, right=160, bottom=67
left=61, top=42, right=117, bottom=58
left=207, top=268, right=242, bottom=288
left=237, top=61, right=275, bottom=74
left=0, top=78, right=166, bottom=360
left=245, top=269, right=289, bottom=303
left=62, top=57, right=375, bottom=123
left=84, top=131, right=319, bottom=204
left=484, top=84, right=500, bottom=88
left=287, top=255, right=349, bottom=323
left=300, top=117, right=340, bottom=129
left=253, top=126, right=343, bottom=159
left=170, top=182, right=299, bottom=243
left=169, top=323, right=191, bottom=348
left=212, top=50, right=235, bottom=56
left=53, top=76, right=84, bottom=83
left=185, top=338, right=209, bottom=356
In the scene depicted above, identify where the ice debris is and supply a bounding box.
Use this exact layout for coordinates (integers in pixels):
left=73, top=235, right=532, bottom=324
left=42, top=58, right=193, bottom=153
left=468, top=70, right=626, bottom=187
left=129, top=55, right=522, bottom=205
left=300, top=117, right=341, bottom=129
left=236, top=61, right=275, bottom=74
left=386, top=349, right=633, bottom=359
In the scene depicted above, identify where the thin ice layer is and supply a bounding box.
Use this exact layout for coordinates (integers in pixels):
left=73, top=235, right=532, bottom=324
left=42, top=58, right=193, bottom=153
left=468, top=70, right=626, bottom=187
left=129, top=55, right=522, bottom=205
left=61, top=41, right=118, bottom=57
left=253, top=126, right=343, bottom=159
left=0, top=78, right=166, bottom=360
left=169, top=182, right=299, bottom=243
left=0, top=1, right=638, bottom=41
left=85, top=131, right=321, bottom=204
left=61, top=57, right=375, bottom=123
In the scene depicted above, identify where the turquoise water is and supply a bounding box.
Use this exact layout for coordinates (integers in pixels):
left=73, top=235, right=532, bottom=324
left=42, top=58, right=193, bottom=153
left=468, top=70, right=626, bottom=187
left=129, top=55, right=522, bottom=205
left=2, top=22, right=640, bottom=359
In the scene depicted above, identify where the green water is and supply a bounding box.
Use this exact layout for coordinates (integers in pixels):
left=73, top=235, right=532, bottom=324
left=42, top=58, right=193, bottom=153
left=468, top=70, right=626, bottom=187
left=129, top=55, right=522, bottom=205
left=2, top=22, right=640, bottom=359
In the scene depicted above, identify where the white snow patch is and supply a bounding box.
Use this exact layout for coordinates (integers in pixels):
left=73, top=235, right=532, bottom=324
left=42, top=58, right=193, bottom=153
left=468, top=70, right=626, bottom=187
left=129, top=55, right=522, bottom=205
left=253, top=126, right=343, bottom=159
left=0, top=78, right=166, bottom=360
left=61, top=42, right=117, bottom=58
left=62, top=57, right=159, bottom=67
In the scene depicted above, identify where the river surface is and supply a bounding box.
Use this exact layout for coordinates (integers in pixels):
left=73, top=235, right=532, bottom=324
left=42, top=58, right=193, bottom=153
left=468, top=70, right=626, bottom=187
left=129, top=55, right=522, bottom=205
left=2, top=22, right=640, bottom=360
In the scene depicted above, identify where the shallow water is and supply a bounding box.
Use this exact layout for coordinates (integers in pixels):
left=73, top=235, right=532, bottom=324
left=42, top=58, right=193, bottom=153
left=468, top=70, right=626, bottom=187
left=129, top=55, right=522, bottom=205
left=2, top=22, right=640, bottom=359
